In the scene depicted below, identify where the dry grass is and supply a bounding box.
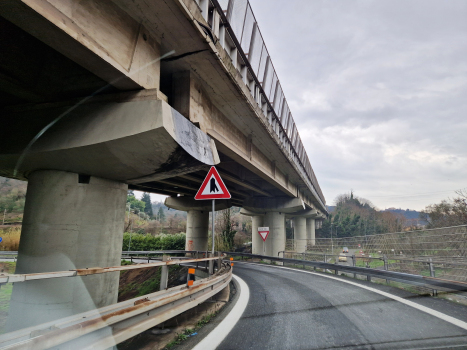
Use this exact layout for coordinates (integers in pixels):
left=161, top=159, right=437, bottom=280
left=0, top=226, right=21, bottom=251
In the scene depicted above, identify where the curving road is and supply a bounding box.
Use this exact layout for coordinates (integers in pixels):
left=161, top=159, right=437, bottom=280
left=217, top=262, right=467, bottom=350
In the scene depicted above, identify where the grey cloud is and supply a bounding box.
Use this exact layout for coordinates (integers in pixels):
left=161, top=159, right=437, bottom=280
left=250, top=0, right=467, bottom=209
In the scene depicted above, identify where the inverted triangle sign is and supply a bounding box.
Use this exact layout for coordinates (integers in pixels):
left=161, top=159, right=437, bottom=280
left=258, top=229, right=269, bottom=242
left=195, top=166, right=231, bottom=200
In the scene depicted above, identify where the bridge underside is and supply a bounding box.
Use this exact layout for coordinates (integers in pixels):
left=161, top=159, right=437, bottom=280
left=0, top=0, right=326, bottom=331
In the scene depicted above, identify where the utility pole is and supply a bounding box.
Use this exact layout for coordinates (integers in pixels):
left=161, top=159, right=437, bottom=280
left=2, top=209, right=6, bottom=225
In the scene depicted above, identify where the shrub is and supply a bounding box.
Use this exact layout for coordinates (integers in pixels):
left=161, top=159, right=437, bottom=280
left=122, top=232, right=185, bottom=251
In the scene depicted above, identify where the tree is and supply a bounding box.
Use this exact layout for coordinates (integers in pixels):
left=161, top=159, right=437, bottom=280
left=141, top=192, right=153, bottom=218
left=317, top=191, right=405, bottom=238
left=219, top=208, right=237, bottom=251
left=157, top=207, right=166, bottom=223
left=421, top=190, right=467, bottom=228
left=126, top=193, right=145, bottom=213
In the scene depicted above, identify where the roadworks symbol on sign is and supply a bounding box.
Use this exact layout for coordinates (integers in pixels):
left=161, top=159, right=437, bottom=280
left=195, top=166, right=231, bottom=200
left=258, top=227, right=269, bottom=242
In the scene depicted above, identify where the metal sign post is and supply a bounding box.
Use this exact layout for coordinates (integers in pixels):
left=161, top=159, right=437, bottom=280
left=212, top=199, right=215, bottom=255
left=194, top=166, right=231, bottom=256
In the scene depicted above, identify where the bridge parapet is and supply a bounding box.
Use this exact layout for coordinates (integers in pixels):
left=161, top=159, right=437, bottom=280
left=192, top=0, right=325, bottom=207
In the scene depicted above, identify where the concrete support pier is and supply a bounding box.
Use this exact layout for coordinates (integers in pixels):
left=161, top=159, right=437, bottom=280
left=164, top=197, right=232, bottom=252
left=251, top=216, right=264, bottom=255
left=306, top=218, right=316, bottom=246
left=8, top=170, right=127, bottom=331
left=186, top=210, right=209, bottom=251
left=264, top=212, right=286, bottom=258
left=293, top=216, right=307, bottom=253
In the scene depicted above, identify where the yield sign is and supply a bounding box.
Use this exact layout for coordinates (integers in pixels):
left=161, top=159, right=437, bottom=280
left=194, top=166, right=231, bottom=200
left=258, top=227, right=269, bottom=242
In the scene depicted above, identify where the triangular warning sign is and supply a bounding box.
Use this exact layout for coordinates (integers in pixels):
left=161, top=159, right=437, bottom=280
left=195, top=166, right=231, bottom=200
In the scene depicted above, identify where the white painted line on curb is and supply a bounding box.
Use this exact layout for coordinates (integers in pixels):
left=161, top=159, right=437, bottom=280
left=246, top=262, right=467, bottom=331
left=192, top=275, right=250, bottom=350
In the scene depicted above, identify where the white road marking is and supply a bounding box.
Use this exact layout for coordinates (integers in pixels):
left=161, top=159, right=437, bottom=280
left=192, top=275, right=250, bottom=350
left=246, top=262, right=467, bottom=331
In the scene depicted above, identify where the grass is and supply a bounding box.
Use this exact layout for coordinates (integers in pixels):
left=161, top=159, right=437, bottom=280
left=0, top=262, right=16, bottom=334
left=164, top=312, right=218, bottom=349
left=0, top=227, right=21, bottom=251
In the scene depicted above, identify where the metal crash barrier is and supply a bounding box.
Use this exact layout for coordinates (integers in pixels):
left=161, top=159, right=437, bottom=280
left=223, top=252, right=467, bottom=293
left=0, top=252, right=232, bottom=350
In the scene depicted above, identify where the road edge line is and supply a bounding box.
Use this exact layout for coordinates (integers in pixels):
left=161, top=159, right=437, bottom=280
left=245, top=262, right=467, bottom=331
left=191, top=275, right=250, bottom=350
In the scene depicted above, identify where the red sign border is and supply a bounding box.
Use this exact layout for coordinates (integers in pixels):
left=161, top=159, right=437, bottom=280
left=258, top=230, right=269, bottom=242
left=194, top=166, right=231, bottom=200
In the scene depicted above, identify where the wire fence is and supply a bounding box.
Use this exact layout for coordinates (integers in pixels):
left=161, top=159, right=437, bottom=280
left=284, top=225, right=467, bottom=292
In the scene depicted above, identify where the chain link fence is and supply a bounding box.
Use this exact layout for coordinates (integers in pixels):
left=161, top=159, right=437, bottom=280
left=284, top=225, right=467, bottom=292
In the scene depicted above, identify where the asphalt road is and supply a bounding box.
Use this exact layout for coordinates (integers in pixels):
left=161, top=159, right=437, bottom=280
left=217, top=262, right=467, bottom=350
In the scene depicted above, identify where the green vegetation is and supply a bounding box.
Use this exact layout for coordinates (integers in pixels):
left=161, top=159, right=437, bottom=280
left=164, top=312, right=218, bottom=349
left=219, top=208, right=237, bottom=251
left=157, top=207, right=166, bottom=223
left=318, top=191, right=407, bottom=238
left=126, top=190, right=145, bottom=214
left=122, top=232, right=185, bottom=251
left=141, top=192, right=153, bottom=218
left=0, top=262, right=16, bottom=334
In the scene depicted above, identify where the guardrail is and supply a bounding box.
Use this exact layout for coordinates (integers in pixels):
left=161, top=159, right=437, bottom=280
left=223, top=251, right=467, bottom=294
left=0, top=251, right=232, bottom=350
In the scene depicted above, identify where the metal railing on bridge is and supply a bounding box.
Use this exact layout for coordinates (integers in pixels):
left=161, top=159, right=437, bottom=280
left=194, top=0, right=325, bottom=207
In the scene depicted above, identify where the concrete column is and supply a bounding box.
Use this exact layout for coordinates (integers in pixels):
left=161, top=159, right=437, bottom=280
left=293, top=216, right=307, bottom=253
left=306, top=218, right=316, bottom=246
left=8, top=170, right=127, bottom=331
left=186, top=210, right=209, bottom=251
left=251, top=215, right=264, bottom=255
left=264, top=212, right=286, bottom=258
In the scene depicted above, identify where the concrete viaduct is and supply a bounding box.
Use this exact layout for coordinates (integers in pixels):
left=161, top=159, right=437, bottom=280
left=0, top=0, right=326, bottom=331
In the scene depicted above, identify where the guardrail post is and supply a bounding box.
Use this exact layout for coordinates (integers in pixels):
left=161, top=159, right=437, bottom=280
left=352, top=255, right=356, bottom=278
left=218, top=253, right=222, bottom=272
left=366, top=261, right=371, bottom=282
left=334, top=258, right=338, bottom=275
left=383, top=255, right=388, bottom=283
left=160, top=255, right=169, bottom=291
left=429, top=258, right=437, bottom=296
left=196, top=251, right=199, bottom=269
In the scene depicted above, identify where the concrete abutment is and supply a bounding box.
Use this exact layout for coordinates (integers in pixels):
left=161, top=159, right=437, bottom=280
left=8, top=170, right=127, bottom=331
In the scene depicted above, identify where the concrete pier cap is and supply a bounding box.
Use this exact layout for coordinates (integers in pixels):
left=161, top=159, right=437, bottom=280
left=164, top=197, right=232, bottom=212
left=242, top=197, right=305, bottom=214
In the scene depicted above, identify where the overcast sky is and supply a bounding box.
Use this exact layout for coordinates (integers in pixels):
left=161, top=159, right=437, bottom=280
left=146, top=0, right=467, bottom=211
left=242, top=0, right=467, bottom=210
